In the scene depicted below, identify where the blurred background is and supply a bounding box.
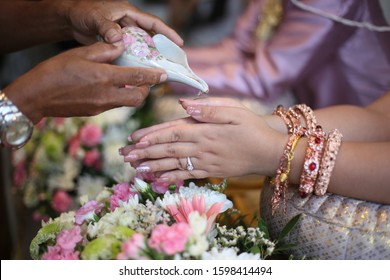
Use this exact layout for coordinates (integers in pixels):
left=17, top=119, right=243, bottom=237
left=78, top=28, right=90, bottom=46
left=1, top=0, right=389, bottom=260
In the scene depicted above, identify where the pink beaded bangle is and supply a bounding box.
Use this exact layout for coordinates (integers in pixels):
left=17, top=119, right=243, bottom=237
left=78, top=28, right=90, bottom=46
left=273, top=105, right=296, bottom=135
left=298, top=125, right=326, bottom=197
left=314, top=129, right=343, bottom=196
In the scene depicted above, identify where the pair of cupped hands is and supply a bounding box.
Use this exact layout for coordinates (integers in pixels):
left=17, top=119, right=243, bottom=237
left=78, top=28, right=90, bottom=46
left=120, top=97, right=288, bottom=183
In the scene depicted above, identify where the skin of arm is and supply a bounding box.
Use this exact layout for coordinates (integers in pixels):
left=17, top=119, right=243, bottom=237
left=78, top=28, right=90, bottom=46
left=122, top=93, right=390, bottom=204
left=0, top=0, right=183, bottom=54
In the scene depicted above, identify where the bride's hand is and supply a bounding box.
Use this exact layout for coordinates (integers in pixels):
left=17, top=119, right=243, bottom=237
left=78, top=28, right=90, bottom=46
left=125, top=96, right=247, bottom=143
left=121, top=104, right=286, bottom=183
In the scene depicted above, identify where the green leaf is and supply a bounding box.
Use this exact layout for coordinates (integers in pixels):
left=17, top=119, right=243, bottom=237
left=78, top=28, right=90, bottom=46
left=272, top=243, right=297, bottom=252
left=277, top=214, right=301, bottom=242
left=257, top=218, right=269, bottom=239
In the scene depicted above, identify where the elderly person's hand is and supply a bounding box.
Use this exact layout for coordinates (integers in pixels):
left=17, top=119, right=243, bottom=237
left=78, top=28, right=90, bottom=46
left=0, top=0, right=182, bottom=53
left=4, top=42, right=167, bottom=124
left=62, top=0, right=183, bottom=46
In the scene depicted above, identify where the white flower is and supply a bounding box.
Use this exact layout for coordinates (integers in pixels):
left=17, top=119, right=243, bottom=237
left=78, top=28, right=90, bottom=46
left=77, top=175, right=107, bottom=201
left=79, top=195, right=89, bottom=206
left=202, top=247, right=260, bottom=260
left=48, top=156, right=81, bottom=191
left=95, top=188, right=112, bottom=203
left=112, top=164, right=136, bottom=183
left=188, top=212, right=207, bottom=236
left=121, top=194, right=140, bottom=210
left=188, top=236, right=209, bottom=257
left=131, top=178, right=150, bottom=193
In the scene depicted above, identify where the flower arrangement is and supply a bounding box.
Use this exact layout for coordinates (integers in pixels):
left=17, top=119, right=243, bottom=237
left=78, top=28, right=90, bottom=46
left=12, top=105, right=154, bottom=221
left=30, top=177, right=300, bottom=260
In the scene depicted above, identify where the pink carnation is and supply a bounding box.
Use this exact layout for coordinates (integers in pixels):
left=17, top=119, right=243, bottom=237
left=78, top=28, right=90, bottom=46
left=148, top=223, right=191, bottom=256
left=42, top=245, right=80, bottom=260
left=56, top=226, right=83, bottom=251
left=110, top=182, right=137, bottom=211
left=79, top=123, right=102, bottom=147
left=51, top=190, right=73, bottom=213
left=42, top=226, right=82, bottom=260
left=117, top=233, right=146, bottom=260
left=75, top=200, right=104, bottom=225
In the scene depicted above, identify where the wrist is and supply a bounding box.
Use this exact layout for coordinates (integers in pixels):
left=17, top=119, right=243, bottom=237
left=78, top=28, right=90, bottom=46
left=264, top=114, right=288, bottom=134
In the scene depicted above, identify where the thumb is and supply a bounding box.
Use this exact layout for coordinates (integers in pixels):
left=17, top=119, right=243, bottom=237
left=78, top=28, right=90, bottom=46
left=81, top=41, right=125, bottom=63
left=96, top=17, right=123, bottom=44
left=186, top=105, right=244, bottom=125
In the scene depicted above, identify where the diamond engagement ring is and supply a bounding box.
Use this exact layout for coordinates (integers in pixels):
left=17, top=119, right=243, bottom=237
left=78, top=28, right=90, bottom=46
left=186, top=157, right=194, bottom=171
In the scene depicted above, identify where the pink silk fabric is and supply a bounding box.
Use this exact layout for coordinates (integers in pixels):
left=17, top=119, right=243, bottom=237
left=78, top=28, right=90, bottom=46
left=176, top=0, right=390, bottom=109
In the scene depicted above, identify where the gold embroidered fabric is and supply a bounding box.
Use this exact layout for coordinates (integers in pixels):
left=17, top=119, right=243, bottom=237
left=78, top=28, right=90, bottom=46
left=256, top=0, right=284, bottom=40
left=260, top=180, right=390, bottom=259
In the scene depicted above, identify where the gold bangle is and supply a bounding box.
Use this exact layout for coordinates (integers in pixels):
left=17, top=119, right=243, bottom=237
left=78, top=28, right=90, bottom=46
left=271, top=133, right=302, bottom=215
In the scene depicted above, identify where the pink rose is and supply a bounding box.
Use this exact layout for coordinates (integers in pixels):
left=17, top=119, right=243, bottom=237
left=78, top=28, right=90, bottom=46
left=68, top=135, right=81, bottom=157
left=123, top=33, right=136, bottom=48
left=51, top=190, right=73, bottom=213
left=79, top=123, right=102, bottom=147
left=83, top=149, right=101, bottom=167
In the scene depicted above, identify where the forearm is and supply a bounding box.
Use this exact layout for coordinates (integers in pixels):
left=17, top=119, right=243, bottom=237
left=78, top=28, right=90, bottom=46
left=288, top=140, right=390, bottom=204
left=0, top=0, right=72, bottom=54
left=266, top=93, right=390, bottom=142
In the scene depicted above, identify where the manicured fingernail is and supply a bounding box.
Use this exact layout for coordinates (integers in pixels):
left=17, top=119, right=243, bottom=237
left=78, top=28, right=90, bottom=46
left=187, top=106, right=201, bottom=116
left=124, top=154, right=138, bottom=161
left=118, top=148, right=124, bottom=156
left=136, top=165, right=151, bottom=173
left=157, top=175, right=169, bottom=183
left=135, top=140, right=150, bottom=149
left=128, top=135, right=133, bottom=142
left=159, top=73, right=168, bottom=82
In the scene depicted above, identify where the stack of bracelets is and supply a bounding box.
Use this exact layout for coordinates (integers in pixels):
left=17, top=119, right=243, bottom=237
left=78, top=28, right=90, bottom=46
left=271, top=104, right=343, bottom=215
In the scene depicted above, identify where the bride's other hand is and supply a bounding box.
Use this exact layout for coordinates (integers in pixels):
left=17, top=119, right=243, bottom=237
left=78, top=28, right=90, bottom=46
left=127, top=97, right=246, bottom=142
left=123, top=104, right=286, bottom=183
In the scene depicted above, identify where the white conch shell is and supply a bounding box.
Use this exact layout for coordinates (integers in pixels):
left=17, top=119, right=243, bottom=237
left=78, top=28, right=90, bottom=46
left=114, top=26, right=209, bottom=94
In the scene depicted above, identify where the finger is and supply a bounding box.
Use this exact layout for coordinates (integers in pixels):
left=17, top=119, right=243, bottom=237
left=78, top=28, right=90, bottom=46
left=179, top=97, right=245, bottom=109
left=131, top=117, right=195, bottom=142
left=111, top=67, right=167, bottom=87
left=186, top=105, right=246, bottom=125
left=78, top=41, right=125, bottom=62
left=156, top=169, right=209, bottom=184
left=136, top=157, right=189, bottom=173
left=124, top=142, right=196, bottom=162
left=119, top=144, right=136, bottom=156
left=118, top=85, right=150, bottom=107
left=138, top=125, right=199, bottom=146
